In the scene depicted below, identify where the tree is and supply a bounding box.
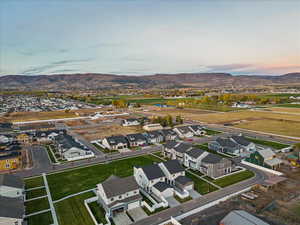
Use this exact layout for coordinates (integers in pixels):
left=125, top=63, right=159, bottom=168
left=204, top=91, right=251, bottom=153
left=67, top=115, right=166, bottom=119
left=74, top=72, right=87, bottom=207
left=166, top=114, right=173, bottom=127
left=176, top=115, right=183, bottom=124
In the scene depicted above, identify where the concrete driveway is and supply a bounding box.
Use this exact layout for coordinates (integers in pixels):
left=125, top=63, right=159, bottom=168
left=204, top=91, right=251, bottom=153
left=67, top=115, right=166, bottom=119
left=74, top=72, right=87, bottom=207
left=127, top=207, right=148, bottom=222
left=188, top=189, right=201, bottom=199
left=113, top=212, right=132, bottom=225
left=165, top=196, right=180, bottom=208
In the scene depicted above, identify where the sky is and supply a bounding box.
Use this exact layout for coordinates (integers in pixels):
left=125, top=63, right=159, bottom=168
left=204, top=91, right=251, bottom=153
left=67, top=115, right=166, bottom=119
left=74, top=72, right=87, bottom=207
left=0, top=0, right=300, bottom=76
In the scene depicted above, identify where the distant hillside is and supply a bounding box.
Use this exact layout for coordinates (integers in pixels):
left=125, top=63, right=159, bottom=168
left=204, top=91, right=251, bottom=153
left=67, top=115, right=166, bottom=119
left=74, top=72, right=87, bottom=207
left=0, top=72, right=299, bottom=91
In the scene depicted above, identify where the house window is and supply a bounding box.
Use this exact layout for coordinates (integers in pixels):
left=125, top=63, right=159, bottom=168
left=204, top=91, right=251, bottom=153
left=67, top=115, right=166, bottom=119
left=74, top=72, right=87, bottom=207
left=134, top=191, right=137, bottom=194
left=111, top=198, right=114, bottom=201
left=5, top=163, right=10, bottom=168
left=119, top=195, right=122, bottom=199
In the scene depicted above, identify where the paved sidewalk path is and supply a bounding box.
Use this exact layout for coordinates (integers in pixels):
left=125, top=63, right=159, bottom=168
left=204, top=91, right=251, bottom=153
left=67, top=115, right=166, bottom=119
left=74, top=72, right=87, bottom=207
left=25, top=195, right=48, bottom=202
left=26, top=186, right=45, bottom=191
left=53, top=188, right=96, bottom=203
left=43, top=173, right=59, bottom=225
left=25, top=209, right=51, bottom=217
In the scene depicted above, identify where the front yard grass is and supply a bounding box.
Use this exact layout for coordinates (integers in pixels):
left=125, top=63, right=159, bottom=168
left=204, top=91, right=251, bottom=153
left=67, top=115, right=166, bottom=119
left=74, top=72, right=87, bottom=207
left=88, top=201, right=108, bottom=225
left=245, top=137, right=289, bottom=149
left=47, top=155, right=163, bottom=200
left=45, top=145, right=57, bottom=163
left=25, top=197, right=50, bottom=215
left=92, top=143, right=119, bottom=154
left=25, top=211, right=53, bottom=225
left=194, top=144, right=231, bottom=158
left=55, top=191, right=95, bottom=225
left=174, top=195, right=192, bottom=203
left=203, top=128, right=222, bottom=135
left=25, top=176, right=44, bottom=189
left=186, top=172, right=218, bottom=195
left=212, top=170, right=255, bottom=188
left=26, top=188, right=47, bottom=200
left=142, top=206, right=169, bottom=215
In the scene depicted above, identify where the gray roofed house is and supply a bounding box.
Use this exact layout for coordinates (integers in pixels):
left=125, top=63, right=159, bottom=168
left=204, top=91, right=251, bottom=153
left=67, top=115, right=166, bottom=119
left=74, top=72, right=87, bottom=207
left=101, top=175, right=139, bottom=198
left=140, top=164, right=165, bottom=180
left=220, top=210, right=270, bottom=225
left=188, top=125, right=206, bottom=136
left=146, top=130, right=164, bottom=144
left=126, top=133, right=147, bottom=147
left=102, top=135, right=129, bottom=150
left=160, top=160, right=185, bottom=174
left=174, top=143, right=193, bottom=153
left=153, top=182, right=173, bottom=192
left=202, top=154, right=223, bottom=164
left=173, top=126, right=194, bottom=138
left=185, top=147, right=206, bottom=159
left=208, top=137, right=241, bottom=155
left=160, top=129, right=178, bottom=141
left=163, top=140, right=179, bottom=150
left=0, top=196, right=24, bottom=220
left=231, top=135, right=251, bottom=146
left=230, top=135, right=257, bottom=153
left=200, top=153, right=233, bottom=178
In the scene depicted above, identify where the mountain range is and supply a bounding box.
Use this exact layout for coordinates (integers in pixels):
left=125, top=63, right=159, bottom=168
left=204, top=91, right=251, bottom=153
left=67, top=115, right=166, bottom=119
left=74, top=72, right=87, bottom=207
left=0, top=72, right=300, bottom=91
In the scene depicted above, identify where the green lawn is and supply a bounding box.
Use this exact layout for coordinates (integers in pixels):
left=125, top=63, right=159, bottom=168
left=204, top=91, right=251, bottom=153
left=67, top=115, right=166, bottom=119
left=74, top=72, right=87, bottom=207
left=25, top=211, right=53, bottom=225
left=245, top=137, right=289, bottom=149
left=45, top=145, right=57, bottom=163
left=88, top=201, right=108, bottom=224
left=194, top=144, right=231, bottom=158
left=55, top=192, right=95, bottom=225
left=26, top=188, right=47, bottom=200
left=174, top=195, right=192, bottom=203
left=186, top=172, right=218, bottom=195
left=212, top=170, right=255, bottom=188
left=25, top=197, right=50, bottom=215
left=203, top=128, right=222, bottom=135
left=276, top=104, right=300, bottom=108
left=47, top=155, right=162, bottom=200
left=25, top=177, right=44, bottom=189
left=92, top=143, right=118, bottom=154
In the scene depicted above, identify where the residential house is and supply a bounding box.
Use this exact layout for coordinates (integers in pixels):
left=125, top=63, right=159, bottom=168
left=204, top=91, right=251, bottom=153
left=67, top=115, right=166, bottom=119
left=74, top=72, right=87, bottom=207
left=160, top=129, right=178, bottom=141
left=184, top=147, right=208, bottom=170
left=173, top=126, right=194, bottom=139
left=247, top=149, right=282, bottom=170
left=230, top=135, right=256, bottom=152
left=163, top=141, right=180, bottom=158
left=188, top=125, right=206, bottom=136
left=220, top=210, right=270, bottom=225
left=96, top=175, right=142, bottom=218
left=0, top=174, right=24, bottom=198
left=16, top=133, right=31, bottom=144
left=122, top=118, right=140, bottom=126
left=159, top=160, right=189, bottom=187
left=146, top=131, right=164, bottom=144
left=134, top=164, right=166, bottom=192
left=53, top=134, right=94, bottom=161
left=171, top=142, right=193, bottom=162
left=143, top=123, right=163, bottom=131
left=102, top=135, right=129, bottom=150
left=208, top=137, right=241, bottom=155
left=126, top=133, right=147, bottom=147
left=0, top=134, right=14, bottom=144
left=0, top=196, right=24, bottom=225
left=0, top=152, right=21, bottom=171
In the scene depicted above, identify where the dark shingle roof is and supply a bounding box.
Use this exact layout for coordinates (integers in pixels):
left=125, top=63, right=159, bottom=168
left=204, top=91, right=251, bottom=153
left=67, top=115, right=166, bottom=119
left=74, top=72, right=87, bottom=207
left=153, top=182, right=173, bottom=192
left=102, top=175, right=139, bottom=198
left=126, top=133, right=147, bottom=142
left=216, top=137, right=238, bottom=148
left=106, top=135, right=128, bottom=145
left=147, top=130, right=163, bottom=138
left=189, top=125, right=203, bottom=131
left=176, top=126, right=192, bottom=134
left=0, top=174, right=23, bottom=189
left=186, top=148, right=206, bottom=158
left=0, top=196, right=24, bottom=219
left=175, top=176, right=193, bottom=186
left=160, top=129, right=177, bottom=136
left=231, top=135, right=251, bottom=146
left=163, top=141, right=179, bottom=149
left=141, top=164, right=165, bottom=180
left=174, top=143, right=192, bottom=153
left=161, top=160, right=185, bottom=174
left=202, top=154, right=224, bottom=164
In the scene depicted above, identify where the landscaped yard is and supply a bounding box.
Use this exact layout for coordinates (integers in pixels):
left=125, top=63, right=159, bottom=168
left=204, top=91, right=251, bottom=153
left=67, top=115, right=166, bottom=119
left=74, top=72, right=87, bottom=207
left=45, top=145, right=57, bottom=163
left=186, top=172, right=218, bottom=195
left=92, top=143, right=118, bottom=154
left=55, top=191, right=95, bottom=225
left=88, top=201, right=108, bottom=224
left=174, top=195, right=192, bottom=203
left=25, top=176, right=44, bottom=189
left=245, top=137, right=290, bottom=149
left=26, top=188, right=47, bottom=200
left=25, top=211, right=53, bottom=225
left=47, top=155, right=163, bottom=200
left=212, top=170, right=255, bottom=188
left=25, top=197, right=50, bottom=215
left=203, top=128, right=221, bottom=135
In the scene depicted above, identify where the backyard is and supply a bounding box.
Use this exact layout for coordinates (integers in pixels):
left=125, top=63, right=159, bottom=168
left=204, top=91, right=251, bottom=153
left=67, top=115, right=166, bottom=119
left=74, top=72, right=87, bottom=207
left=25, top=211, right=53, bottom=225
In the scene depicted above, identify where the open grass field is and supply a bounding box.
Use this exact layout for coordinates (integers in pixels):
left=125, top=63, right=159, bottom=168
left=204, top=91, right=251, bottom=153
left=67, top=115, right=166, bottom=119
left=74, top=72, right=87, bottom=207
left=267, top=107, right=300, bottom=113
left=186, top=172, right=218, bottom=194
left=25, top=176, right=44, bottom=189
left=55, top=191, right=95, bottom=225
left=26, top=188, right=47, bottom=200
left=25, top=211, right=53, bottom=225
left=73, top=124, right=143, bottom=141
left=212, top=170, right=255, bottom=188
left=245, top=137, right=290, bottom=149
left=47, top=155, right=162, bottom=200
left=25, top=197, right=50, bottom=214
left=64, top=119, right=89, bottom=127
left=236, top=119, right=300, bottom=138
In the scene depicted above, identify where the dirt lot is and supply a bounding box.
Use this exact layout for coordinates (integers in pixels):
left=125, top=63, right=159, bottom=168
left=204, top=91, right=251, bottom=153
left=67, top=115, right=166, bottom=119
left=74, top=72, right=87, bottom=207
left=266, top=107, right=300, bottom=114
left=64, top=119, right=89, bottom=127
left=73, top=124, right=143, bottom=141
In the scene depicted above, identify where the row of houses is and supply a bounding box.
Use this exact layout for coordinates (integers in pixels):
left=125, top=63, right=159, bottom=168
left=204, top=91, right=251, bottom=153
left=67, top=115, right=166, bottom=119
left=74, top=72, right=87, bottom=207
left=163, top=141, right=233, bottom=179
left=96, top=160, right=194, bottom=219
left=102, top=125, right=206, bottom=150
left=0, top=136, right=23, bottom=171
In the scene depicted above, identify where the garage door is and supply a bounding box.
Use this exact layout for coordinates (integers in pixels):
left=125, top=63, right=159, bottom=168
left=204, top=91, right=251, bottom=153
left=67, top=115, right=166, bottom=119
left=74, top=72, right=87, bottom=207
left=185, top=184, right=194, bottom=190
left=128, top=201, right=140, bottom=210
left=162, top=188, right=173, bottom=198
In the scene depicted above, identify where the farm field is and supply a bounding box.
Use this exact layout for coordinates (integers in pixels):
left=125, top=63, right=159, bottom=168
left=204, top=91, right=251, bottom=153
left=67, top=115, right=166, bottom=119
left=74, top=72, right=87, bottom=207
left=267, top=107, right=300, bottom=113
left=73, top=123, right=143, bottom=141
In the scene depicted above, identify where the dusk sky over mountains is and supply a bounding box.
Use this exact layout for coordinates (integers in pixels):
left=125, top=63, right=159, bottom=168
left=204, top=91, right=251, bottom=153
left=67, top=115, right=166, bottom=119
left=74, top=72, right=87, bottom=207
left=1, top=0, right=299, bottom=76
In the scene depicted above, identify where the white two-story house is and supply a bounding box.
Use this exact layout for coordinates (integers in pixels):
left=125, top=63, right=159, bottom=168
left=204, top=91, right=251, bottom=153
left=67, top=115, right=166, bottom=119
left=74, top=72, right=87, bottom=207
left=173, top=126, right=194, bottom=139
left=96, top=175, right=142, bottom=218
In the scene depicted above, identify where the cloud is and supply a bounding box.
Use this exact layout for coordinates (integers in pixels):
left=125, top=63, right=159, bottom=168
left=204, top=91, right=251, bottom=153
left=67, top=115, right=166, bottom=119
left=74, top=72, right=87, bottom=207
left=20, top=58, right=93, bottom=75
